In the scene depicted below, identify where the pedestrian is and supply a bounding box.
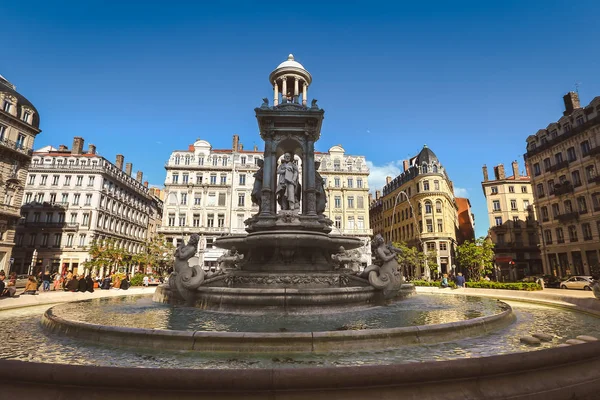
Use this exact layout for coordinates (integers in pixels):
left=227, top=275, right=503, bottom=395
left=42, top=269, right=52, bottom=292
left=143, top=275, right=149, bottom=287
left=455, top=272, right=466, bottom=288
left=441, top=274, right=449, bottom=288
left=23, top=275, right=38, bottom=295
left=1, top=271, right=17, bottom=297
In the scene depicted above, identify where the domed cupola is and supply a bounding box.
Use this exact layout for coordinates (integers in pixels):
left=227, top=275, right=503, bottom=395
left=0, top=74, right=40, bottom=128
left=269, top=54, right=312, bottom=106
left=415, top=144, right=439, bottom=165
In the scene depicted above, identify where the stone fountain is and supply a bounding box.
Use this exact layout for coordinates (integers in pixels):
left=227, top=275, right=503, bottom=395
left=155, top=54, right=414, bottom=310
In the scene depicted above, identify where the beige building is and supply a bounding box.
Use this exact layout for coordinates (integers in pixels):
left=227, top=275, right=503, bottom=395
left=12, top=137, right=158, bottom=275
left=525, top=92, right=600, bottom=277
left=316, top=145, right=372, bottom=264
left=370, top=145, right=461, bottom=278
left=0, top=74, right=42, bottom=273
left=481, top=160, right=541, bottom=281
left=159, top=135, right=263, bottom=268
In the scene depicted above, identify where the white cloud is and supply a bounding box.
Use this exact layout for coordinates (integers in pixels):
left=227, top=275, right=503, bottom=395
left=366, top=160, right=403, bottom=194
left=454, top=187, right=469, bottom=198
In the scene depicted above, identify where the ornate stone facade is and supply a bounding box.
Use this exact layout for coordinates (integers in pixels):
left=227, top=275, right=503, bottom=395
left=0, top=74, right=41, bottom=273
left=525, top=92, right=600, bottom=277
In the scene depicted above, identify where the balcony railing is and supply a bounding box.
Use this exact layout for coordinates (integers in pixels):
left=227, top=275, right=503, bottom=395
left=0, top=136, right=33, bottom=157
left=556, top=212, right=579, bottom=223
left=589, top=176, right=600, bottom=184
left=587, top=146, right=600, bottom=157
left=557, top=238, right=565, bottom=244
left=20, top=222, right=79, bottom=230
left=548, top=160, right=569, bottom=173
left=553, top=182, right=574, bottom=196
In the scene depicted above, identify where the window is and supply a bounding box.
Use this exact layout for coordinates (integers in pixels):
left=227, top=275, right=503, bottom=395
left=523, top=200, right=530, bottom=211
left=16, top=134, right=25, bottom=149
left=82, top=213, right=89, bottom=226
left=196, top=175, right=203, bottom=184
left=435, top=200, right=442, bottom=213
left=533, top=163, right=541, bottom=176
left=543, top=158, right=551, bottom=171
left=491, top=186, right=498, bottom=194
left=425, top=201, right=432, bottom=214
left=64, top=175, right=72, bottom=186
left=70, top=213, right=77, bottom=224
left=551, top=203, right=560, bottom=217
left=66, top=234, right=74, bottom=247
left=521, top=186, right=528, bottom=193
left=178, top=214, right=186, bottom=226
left=357, top=178, right=363, bottom=188
left=0, top=125, right=5, bottom=141
left=40, top=175, right=48, bottom=185
left=220, top=175, right=227, bottom=185
left=493, top=200, right=501, bottom=211
left=348, top=217, right=355, bottom=229
left=85, top=194, right=92, bottom=205
left=495, top=216, right=502, bottom=226
left=334, top=177, right=340, bottom=188
left=174, top=155, right=180, bottom=165
left=334, top=160, right=340, bottom=171
left=168, top=213, right=175, bottom=226
left=334, top=196, right=341, bottom=208
left=218, top=214, right=225, bottom=227
left=536, top=184, right=545, bottom=197
left=357, top=216, right=364, bottom=229
left=24, top=193, right=32, bottom=203
left=207, top=192, right=216, bottom=206
left=426, top=242, right=436, bottom=251
left=555, top=152, right=563, bottom=164
left=45, top=212, right=53, bottom=223
left=593, top=192, right=600, bottom=211
left=544, top=230, right=552, bottom=245
left=437, top=219, right=443, bottom=232
left=568, top=225, right=578, bottom=242
left=547, top=179, right=555, bottom=194
left=193, top=214, right=200, bottom=227
left=570, top=170, right=582, bottom=187
left=218, top=193, right=226, bottom=206
left=172, top=173, right=179, bottom=184
left=423, top=180, right=430, bottom=191
left=508, top=186, right=515, bottom=193
left=51, top=175, right=59, bottom=186
left=73, top=194, right=80, bottom=205
left=347, top=196, right=354, bottom=208
left=211, top=157, right=218, bottom=166
left=2, top=100, right=10, bottom=112
left=79, top=234, right=86, bottom=247
left=239, top=174, right=246, bottom=186
left=581, top=140, right=591, bottom=156
left=194, top=194, right=201, bottom=205
left=577, top=196, right=587, bottom=214
left=41, top=233, right=49, bottom=247
left=76, top=176, right=83, bottom=186
left=184, top=155, right=190, bottom=165
left=334, top=216, right=341, bottom=229
left=556, top=227, right=564, bottom=243
left=198, top=157, right=204, bottom=166
left=564, top=200, right=573, bottom=213
left=182, top=174, right=189, bottom=184
left=210, top=174, right=217, bottom=185
left=28, top=175, right=35, bottom=185
left=576, top=115, right=584, bottom=126
left=357, top=196, right=364, bottom=209
left=564, top=124, right=571, bottom=132
left=582, top=223, right=593, bottom=240
left=567, top=147, right=577, bottom=162
left=346, top=178, right=353, bottom=188
left=238, top=194, right=245, bottom=207
left=240, top=156, right=246, bottom=165
left=439, top=242, right=447, bottom=251
left=180, top=193, right=187, bottom=205
left=88, top=176, right=95, bottom=186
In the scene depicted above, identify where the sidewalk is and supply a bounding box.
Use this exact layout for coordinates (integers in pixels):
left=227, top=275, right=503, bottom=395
left=0, top=286, right=157, bottom=311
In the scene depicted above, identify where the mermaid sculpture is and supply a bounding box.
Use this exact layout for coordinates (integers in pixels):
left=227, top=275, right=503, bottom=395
left=169, top=234, right=206, bottom=302
left=359, top=234, right=404, bottom=293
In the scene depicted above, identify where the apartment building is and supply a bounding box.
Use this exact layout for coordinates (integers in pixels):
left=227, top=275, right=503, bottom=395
left=12, top=137, right=157, bottom=275
left=0, top=74, right=42, bottom=273
left=525, top=92, right=600, bottom=277
left=481, top=160, right=541, bottom=280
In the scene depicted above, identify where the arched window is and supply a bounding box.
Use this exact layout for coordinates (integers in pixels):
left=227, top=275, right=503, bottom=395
left=425, top=201, right=432, bottom=214
left=564, top=200, right=573, bottom=213
left=422, top=164, right=428, bottom=173
left=436, top=200, right=442, bottom=213
left=432, top=164, right=438, bottom=173
left=174, top=155, right=180, bottom=165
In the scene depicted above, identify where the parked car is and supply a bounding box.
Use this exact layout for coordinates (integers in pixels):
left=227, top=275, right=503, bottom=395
left=560, top=276, right=594, bottom=291
left=15, top=274, right=29, bottom=289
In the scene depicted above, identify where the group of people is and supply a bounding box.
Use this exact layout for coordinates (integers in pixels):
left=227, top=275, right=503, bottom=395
left=440, top=272, right=466, bottom=288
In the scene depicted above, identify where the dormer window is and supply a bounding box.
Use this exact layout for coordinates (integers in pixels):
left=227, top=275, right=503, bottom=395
left=576, top=116, right=584, bottom=126
left=22, top=111, right=31, bottom=123
left=0, top=125, right=6, bottom=141
left=3, top=100, right=11, bottom=113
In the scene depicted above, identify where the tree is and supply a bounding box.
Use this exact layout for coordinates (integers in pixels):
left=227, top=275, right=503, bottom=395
left=131, top=235, right=175, bottom=275
left=84, top=238, right=127, bottom=275
left=455, top=237, right=495, bottom=281
left=392, top=241, right=431, bottom=279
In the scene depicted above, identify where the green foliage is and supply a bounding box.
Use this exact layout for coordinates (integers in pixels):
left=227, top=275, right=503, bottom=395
left=455, top=237, right=495, bottom=281
left=392, top=241, right=429, bottom=271
left=411, top=280, right=456, bottom=289
left=130, top=273, right=146, bottom=287
left=465, top=281, right=542, bottom=291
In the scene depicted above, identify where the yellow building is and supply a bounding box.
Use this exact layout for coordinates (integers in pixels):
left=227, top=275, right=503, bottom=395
left=481, top=160, right=541, bottom=281
left=316, top=145, right=372, bottom=265
left=371, top=145, right=460, bottom=278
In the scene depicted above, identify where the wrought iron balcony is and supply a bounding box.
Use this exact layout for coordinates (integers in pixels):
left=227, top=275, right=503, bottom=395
left=587, top=146, right=600, bottom=157
left=0, top=136, right=32, bottom=157
left=548, top=160, right=569, bottom=173
left=556, top=212, right=579, bottom=223
left=20, top=222, right=79, bottom=230
left=553, top=182, right=574, bottom=196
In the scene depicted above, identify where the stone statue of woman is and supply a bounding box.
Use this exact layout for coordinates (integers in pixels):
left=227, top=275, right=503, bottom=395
left=276, top=152, right=299, bottom=211
left=315, top=161, right=327, bottom=215
left=251, top=159, right=264, bottom=214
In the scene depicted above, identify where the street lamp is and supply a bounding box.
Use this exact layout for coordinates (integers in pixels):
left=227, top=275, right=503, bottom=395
left=28, top=249, right=38, bottom=275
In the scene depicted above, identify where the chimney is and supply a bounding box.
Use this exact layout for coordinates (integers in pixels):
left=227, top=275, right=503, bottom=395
left=253, top=145, right=258, bottom=151
left=386, top=176, right=392, bottom=184
left=239, top=143, right=244, bottom=151
left=58, top=144, right=68, bottom=151
left=524, top=162, right=530, bottom=177
left=125, top=162, right=132, bottom=176
left=232, top=135, right=240, bottom=151
left=143, top=181, right=148, bottom=188
left=136, top=171, right=143, bottom=182
left=88, top=144, right=96, bottom=155
left=116, top=154, right=124, bottom=170
left=72, top=137, right=84, bottom=155
left=482, top=165, right=489, bottom=182
left=563, top=92, right=581, bottom=116
left=511, top=160, right=519, bottom=179
left=375, top=190, right=381, bottom=200
left=493, top=164, right=505, bottom=180
left=403, top=160, right=409, bottom=172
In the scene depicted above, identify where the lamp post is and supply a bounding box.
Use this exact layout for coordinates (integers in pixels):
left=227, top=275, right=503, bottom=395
left=29, top=249, right=38, bottom=275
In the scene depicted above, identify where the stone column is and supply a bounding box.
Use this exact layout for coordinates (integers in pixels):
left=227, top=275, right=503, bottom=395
left=294, top=77, right=299, bottom=103
left=260, top=138, right=275, bottom=216
left=273, top=81, right=279, bottom=106
left=281, top=77, right=287, bottom=103
left=302, top=83, right=307, bottom=106
left=304, top=140, right=316, bottom=216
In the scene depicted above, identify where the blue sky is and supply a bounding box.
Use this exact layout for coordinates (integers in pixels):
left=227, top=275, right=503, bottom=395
left=2, top=0, right=600, bottom=238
